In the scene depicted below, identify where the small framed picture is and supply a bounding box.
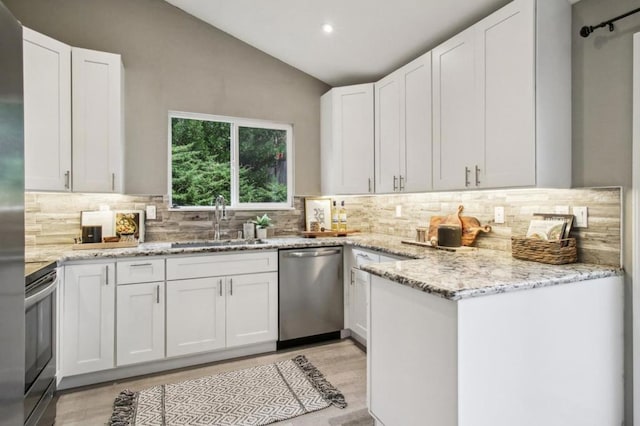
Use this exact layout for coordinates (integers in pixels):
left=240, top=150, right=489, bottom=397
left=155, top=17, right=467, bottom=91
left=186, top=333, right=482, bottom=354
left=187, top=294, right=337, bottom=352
left=304, top=197, right=332, bottom=232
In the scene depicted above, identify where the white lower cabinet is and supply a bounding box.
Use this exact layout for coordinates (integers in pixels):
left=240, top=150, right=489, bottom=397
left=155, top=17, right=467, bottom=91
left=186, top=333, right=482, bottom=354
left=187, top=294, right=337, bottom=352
left=368, top=275, right=624, bottom=426
left=226, top=272, right=278, bottom=347
left=62, top=263, right=115, bottom=376
left=350, top=269, right=369, bottom=341
left=116, top=282, right=165, bottom=366
left=166, top=277, right=226, bottom=357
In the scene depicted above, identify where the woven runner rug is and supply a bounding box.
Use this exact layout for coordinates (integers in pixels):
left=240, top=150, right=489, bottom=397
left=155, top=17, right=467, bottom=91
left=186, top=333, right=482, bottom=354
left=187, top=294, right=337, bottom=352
left=109, top=355, right=347, bottom=426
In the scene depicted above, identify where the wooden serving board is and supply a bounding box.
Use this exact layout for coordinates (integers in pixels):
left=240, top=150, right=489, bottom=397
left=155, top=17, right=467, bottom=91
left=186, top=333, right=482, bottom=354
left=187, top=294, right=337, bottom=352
left=401, top=240, right=477, bottom=252
left=301, top=230, right=360, bottom=238
left=72, top=241, right=139, bottom=250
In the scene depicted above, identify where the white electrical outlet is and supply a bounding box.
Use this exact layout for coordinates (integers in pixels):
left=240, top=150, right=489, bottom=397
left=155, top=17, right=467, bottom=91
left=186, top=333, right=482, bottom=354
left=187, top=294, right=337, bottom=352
left=494, top=206, right=505, bottom=224
left=395, top=205, right=402, bottom=218
left=555, top=205, right=570, bottom=214
left=573, top=206, right=588, bottom=228
left=146, top=205, right=157, bottom=220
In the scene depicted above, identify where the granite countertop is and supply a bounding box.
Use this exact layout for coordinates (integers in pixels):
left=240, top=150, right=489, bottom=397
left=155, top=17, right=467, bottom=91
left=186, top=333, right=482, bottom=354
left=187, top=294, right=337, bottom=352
left=26, top=233, right=622, bottom=301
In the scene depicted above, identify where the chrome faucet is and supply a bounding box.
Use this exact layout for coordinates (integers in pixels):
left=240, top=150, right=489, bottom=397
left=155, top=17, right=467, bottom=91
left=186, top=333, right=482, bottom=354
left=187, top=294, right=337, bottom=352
left=213, top=195, right=227, bottom=240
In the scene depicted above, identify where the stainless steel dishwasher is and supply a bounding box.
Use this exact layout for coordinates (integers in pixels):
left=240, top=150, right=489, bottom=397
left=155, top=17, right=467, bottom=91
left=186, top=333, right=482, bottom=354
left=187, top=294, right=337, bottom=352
left=278, top=247, right=343, bottom=348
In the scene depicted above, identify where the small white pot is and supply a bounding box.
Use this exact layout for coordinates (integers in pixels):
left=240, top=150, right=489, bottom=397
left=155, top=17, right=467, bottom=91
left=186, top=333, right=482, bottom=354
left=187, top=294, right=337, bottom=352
left=256, top=227, right=268, bottom=239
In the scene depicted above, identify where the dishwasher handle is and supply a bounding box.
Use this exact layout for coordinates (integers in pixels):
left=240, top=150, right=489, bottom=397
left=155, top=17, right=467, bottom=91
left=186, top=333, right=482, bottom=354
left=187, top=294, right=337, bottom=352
left=283, top=249, right=341, bottom=258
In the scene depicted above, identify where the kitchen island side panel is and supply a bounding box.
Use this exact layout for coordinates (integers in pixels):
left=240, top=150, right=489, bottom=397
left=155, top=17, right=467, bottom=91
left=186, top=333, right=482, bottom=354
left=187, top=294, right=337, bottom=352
left=457, top=276, right=624, bottom=426
left=368, top=275, right=458, bottom=426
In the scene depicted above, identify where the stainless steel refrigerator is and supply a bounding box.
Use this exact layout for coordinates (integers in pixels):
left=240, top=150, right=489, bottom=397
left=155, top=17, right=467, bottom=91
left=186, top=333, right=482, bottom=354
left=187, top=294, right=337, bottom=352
left=0, top=1, right=25, bottom=425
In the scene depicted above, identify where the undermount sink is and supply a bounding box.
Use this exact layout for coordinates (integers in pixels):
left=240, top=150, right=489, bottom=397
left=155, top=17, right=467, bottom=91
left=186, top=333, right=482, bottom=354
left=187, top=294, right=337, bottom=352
left=170, top=239, right=268, bottom=249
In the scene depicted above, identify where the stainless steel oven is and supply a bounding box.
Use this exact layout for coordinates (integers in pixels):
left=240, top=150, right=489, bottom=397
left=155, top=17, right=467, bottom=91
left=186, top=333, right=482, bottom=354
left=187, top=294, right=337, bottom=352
left=24, top=263, right=57, bottom=426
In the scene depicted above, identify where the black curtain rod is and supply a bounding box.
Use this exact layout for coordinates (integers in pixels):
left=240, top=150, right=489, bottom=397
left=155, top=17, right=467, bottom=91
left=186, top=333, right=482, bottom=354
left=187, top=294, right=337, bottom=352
left=580, top=7, right=640, bottom=37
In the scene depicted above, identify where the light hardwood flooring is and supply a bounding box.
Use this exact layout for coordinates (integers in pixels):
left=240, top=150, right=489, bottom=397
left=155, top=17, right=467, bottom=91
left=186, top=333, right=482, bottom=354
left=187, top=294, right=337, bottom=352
left=53, top=339, right=369, bottom=425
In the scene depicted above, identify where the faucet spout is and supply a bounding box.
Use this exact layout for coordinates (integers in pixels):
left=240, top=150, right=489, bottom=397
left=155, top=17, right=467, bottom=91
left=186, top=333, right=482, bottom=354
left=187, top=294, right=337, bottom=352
left=213, top=195, right=227, bottom=240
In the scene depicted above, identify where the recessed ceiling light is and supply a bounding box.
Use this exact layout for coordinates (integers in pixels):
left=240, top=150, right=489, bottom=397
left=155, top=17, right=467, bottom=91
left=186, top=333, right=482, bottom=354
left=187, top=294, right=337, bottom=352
left=322, top=24, right=334, bottom=34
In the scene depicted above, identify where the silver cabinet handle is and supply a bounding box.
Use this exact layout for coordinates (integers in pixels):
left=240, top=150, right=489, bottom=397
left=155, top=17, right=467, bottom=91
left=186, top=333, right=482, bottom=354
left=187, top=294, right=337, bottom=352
left=368, top=177, right=372, bottom=193
left=465, top=167, right=471, bottom=187
left=156, top=285, right=160, bottom=304
left=219, top=278, right=223, bottom=297
left=130, top=263, right=152, bottom=268
left=104, top=265, right=109, bottom=285
left=111, top=173, right=115, bottom=191
left=475, top=165, right=481, bottom=186
left=350, top=270, right=355, bottom=286
left=230, top=278, right=233, bottom=296
left=393, top=175, right=398, bottom=191
left=399, top=175, right=405, bottom=191
left=64, top=170, right=70, bottom=189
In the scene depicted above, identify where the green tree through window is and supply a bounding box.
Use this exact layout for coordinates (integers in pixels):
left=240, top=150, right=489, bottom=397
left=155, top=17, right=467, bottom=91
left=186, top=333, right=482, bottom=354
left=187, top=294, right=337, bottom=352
left=170, top=113, right=292, bottom=209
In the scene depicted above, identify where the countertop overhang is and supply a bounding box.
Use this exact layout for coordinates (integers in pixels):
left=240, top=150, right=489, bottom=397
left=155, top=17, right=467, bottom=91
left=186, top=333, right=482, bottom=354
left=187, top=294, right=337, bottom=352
left=27, top=233, right=622, bottom=301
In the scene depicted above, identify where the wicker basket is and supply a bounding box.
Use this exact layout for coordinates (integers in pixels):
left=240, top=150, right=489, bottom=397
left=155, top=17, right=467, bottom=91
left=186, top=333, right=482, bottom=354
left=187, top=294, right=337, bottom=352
left=511, top=237, right=577, bottom=265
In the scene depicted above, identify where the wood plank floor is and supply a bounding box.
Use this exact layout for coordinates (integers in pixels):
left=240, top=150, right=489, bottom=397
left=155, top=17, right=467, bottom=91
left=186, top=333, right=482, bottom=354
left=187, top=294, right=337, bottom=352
left=53, top=339, right=369, bottom=425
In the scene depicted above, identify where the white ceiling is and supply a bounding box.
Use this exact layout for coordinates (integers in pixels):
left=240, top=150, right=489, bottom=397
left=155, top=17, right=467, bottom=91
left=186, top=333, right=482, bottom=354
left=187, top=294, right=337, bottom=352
left=165, top=0, right=580, bottom=87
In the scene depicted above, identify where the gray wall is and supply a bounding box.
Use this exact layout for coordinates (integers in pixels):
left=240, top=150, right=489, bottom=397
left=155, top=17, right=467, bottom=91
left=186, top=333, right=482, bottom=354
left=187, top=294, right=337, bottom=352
left=5, top=0, right=329, bottom=195
left=573, top=0, right=640, bottom=189
left=573, top=1, right=640, bottom=422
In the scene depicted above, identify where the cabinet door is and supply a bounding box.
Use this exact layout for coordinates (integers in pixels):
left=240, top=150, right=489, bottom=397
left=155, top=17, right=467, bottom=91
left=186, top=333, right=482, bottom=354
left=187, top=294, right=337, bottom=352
left=116, top=282, right=164, bottom=366
left=321, top=84, right=374, bottom=194
left=72, top=47, right=123, bottom=193
left=23, top=28, right=71, bottom=192
left=350, top=269, right=370, bottom=342
left=62, top=263, right=115, bottom=376
left=476, top=0, right=535, bottom=188
left=401, top=52, right=432, bottom=192
left=166, top=278, right=226, bottom=357
left=226, top=272, right=278, bottom=347
left=375, top=74, right=401, bottom=193
left=432, top=27, right=480, bottom=190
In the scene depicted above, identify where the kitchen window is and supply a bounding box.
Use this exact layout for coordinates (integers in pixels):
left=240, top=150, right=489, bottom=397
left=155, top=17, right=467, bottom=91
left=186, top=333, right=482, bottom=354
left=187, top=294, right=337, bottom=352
left=169, top=111, right=293, bottom=210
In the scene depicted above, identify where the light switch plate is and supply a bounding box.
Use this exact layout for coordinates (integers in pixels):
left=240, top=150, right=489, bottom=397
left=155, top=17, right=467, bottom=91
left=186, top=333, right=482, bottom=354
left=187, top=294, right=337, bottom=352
left=494, top=206, right=505, bottom=224
left=146, top=205, right=157, bottom=220
left=395, top=205, right=402, bottom=218
left=573, top=206, right=588, bottom=228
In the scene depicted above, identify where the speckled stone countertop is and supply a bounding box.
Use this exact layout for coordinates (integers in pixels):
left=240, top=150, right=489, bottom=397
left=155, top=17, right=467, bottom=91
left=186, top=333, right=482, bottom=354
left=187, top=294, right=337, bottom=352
left=26, top=233, right=621, bottom=300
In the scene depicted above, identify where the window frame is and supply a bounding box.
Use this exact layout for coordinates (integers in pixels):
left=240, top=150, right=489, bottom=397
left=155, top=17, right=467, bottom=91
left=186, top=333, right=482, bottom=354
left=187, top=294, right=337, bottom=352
left=167, top=110, right=294, bottom=211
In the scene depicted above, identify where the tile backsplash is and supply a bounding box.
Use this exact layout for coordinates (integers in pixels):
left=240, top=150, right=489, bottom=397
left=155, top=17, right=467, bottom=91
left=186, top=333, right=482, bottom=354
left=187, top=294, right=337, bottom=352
left=25, top=186, right=622, bottom=266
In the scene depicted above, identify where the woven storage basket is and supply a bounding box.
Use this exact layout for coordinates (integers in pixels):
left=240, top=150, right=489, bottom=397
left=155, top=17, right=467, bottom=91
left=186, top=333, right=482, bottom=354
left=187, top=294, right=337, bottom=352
left=511, top=237, right=577, bottom=265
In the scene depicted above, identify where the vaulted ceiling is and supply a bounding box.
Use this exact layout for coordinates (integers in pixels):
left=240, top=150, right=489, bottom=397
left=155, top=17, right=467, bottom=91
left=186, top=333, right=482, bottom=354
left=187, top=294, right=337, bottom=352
left=165, top=0, right=581, bottom=87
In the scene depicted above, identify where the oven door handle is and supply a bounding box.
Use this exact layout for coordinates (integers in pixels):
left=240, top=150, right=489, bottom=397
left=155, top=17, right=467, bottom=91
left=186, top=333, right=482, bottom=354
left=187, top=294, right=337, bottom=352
left=25, top=280, right=57, bottom=310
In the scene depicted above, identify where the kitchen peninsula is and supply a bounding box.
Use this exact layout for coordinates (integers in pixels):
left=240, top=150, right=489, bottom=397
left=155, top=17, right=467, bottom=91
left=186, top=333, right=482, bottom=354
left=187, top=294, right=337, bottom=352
left=362, top=246, right=623, bottom=426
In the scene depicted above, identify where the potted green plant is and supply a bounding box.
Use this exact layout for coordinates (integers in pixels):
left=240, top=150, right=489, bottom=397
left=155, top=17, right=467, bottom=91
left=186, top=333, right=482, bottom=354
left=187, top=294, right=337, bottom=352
left=253, top=214, right=272, bottom=239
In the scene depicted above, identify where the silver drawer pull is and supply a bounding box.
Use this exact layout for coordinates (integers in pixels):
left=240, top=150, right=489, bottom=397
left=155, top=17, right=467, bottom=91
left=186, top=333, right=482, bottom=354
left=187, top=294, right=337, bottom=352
left=393, top=175, right=398, bottom=191
left=156, top=285, right=160, bottom=304
left=130, top=263, right=152, bottom=268
left=230, top=278, right=233, bottom=296
left=465, top=167, right=471, bottom=187
left=475, top=165, right=481, bottom=186
left=105, top=265, right=109, bottom=285
left=219, top=279, right=223, bottom=297
left=64, top=170, right=70, bottom=189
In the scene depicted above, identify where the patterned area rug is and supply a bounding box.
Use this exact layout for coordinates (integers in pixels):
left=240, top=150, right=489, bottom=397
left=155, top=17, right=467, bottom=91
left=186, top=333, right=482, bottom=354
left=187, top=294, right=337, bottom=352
left=109, top=355, right=347, bottom=426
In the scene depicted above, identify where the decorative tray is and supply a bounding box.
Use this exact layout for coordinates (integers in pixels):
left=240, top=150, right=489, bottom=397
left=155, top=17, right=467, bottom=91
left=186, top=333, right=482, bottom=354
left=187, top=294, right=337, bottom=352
left=401, top=240, right=477, bottom=252
left=72, top=241, right=139, bottom=250
left=301, top=230, right=360, bottom=238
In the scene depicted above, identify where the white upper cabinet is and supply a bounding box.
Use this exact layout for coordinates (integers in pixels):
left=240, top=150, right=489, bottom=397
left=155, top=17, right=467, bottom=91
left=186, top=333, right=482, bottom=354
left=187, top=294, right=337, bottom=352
left=72, top=47, right=124, bottom=193
left=476, top=0, right=535, bottom=188
left=433, top=0, right=570, bottom=190
left=321, top=84, right=375, bottom=195
left=432, top=27, right=481, bottom=191
left=23, top=27, right=72, bottom=192
left=375, top=52, right=432, bottom=193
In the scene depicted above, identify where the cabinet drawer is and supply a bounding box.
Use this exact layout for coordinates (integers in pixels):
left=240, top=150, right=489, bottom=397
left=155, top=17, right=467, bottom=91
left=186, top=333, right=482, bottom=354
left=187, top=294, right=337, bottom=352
left=117, top=259, right=165, bottom=284
left=167, top=251, right=277, bottom=280
left=353, top=249, right=380, bottom=268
